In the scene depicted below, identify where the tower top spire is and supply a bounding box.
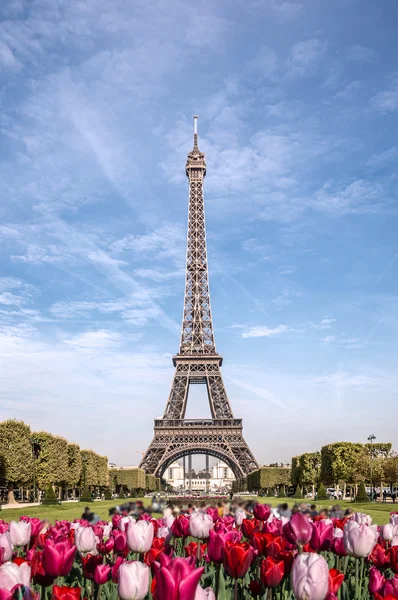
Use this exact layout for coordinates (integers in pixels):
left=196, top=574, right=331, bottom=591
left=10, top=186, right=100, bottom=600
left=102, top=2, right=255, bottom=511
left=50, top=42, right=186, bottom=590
left=193, top=115, right=199, bottom=150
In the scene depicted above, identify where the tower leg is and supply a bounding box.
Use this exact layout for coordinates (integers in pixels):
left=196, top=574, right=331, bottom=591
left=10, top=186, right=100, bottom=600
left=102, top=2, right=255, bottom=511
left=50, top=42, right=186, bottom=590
left=188, top=455, right=192, bottom=492
left=183, top=456, right=186, bottom=491
left=206, top=453, right=209, bottom=494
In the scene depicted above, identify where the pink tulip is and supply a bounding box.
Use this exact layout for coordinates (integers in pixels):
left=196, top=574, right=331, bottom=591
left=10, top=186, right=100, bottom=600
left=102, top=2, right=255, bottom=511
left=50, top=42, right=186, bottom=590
left=120, top=517, right=136, bottom=533
left=127, top=521, right=154, bottom=553
left=189, top=513, right=214, bottom=539
left=384, top=576, right=398, bottom=596
left=253, top=504, right=271, bottom=522
left=205, top=508, right=219, bottom=523
left=153, top=556, right=204, bottom=600
left=118, top=561, right=149, bottom=600
left=291, top=553, right=329, bottom=600
left=353, top=512, right=372, bottom=526
left=171, top=516, right=190, bottom=538
left=263, top=519, right=282, bottom=535
left=283, top=513, right=313, bottom=547
left=207, top=530, right=242, bottom=564
left=9, top=521, right=31, bottom=547
left=234, top=509, right=245, bottom=527
left=0, top=562, right=31, bottom=591
left=381, top=524, right=398, bottom=542
left=0, top=523, right=8, bottom=535
left=94, top=564, right=111, bottom=585
left=368, top=567, right=384, bottom=594
left=311, top=519, right=334, bottom=551
left=194, top=586, right=216, bottom=600
left=75, top=526, right=96, bottom=554
left=343, top=521, right=378, bottom=558
left=41, top=540, right=76, bottom=578
left=0, top=533, right=13, bottom=563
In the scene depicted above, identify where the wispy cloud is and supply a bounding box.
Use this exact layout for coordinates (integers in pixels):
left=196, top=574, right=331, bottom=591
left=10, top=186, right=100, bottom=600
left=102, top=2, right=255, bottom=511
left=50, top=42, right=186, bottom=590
left=242, top=324, right=289, bottom=338
left=310, top=371, right=378, bottom=387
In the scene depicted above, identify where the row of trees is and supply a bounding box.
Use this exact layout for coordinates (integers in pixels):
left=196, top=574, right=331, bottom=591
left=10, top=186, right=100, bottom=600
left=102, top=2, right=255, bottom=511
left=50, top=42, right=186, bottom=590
left=109, top=468, right=161, bottom=497
left=233, top=467, right=291, bottom=495
left=0, top=420, right=108, bottom=503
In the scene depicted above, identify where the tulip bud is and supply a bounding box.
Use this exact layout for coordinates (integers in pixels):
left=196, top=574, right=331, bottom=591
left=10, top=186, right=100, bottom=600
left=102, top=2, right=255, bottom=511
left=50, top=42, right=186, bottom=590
left=0, top=562, right=31, bottom=591
left=94, top=564, right=111, bottom=586
left=127, top=521, right=154, bottom=554
left=368, top=567, right=384, bottom=594
left=118, top=561, right=150, bottom=600
left=9, top=521, right=31, bottom=547
left=283, top=513, right=312, bottom=547
left=189, top=512, right=214, bottom=539
left=292, top=553, right=329, bottom=600
left=0, top=533, right=13, bottom=563
left=75, top=526, right=96, bottom=554
left=343, top=521, right=378, bottom=558
left=253, top=504, right=271, bottom=522
left=194, top=586, right=216, bottom=600
left=380, top=524, right=394, bottom=542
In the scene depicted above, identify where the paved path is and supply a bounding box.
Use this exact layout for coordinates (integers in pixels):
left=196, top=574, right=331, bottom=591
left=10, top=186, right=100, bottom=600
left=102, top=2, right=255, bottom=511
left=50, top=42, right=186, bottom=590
left=1, top=499, right=80, bottom=511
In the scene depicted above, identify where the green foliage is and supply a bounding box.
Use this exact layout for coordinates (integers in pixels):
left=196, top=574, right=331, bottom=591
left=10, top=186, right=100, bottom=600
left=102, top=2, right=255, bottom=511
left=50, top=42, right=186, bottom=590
left=320, top=442, right=364, bottom=485
left=34, top=431, right=68, bottom=488
left=80, top=485, right=92, bottom=503
left=66, top=444, right=82, bottom=487
left=365, top=442, right=392, bottom=458
left=267, top=487, right=274, bottom=497
left=291, top=457, right=300, bottom=487
left=118, top=489, right=126, bottom=499
left=355, top=481, right=369, bottom=502
left=112, top=468, right=146, bottom=493
left=145, top=474, right=156, bottom=492
left=0, top=420, right=33, bottom=486
left=317, top=482, right=328, bottom=500
left=250, top=467, right=291, bottom=491
left=42, top=483, right=58, bottom=505
left=384, top=453, right=398, bottom=484
left=80, top=450, right=109, bottom=488
left=104, top=488, right=112, bottom=500
left=156, top=477, right=162, bottom=492
left=299, top=452, right=321, bottom=487
left=277, top=486, right=286, bottom=498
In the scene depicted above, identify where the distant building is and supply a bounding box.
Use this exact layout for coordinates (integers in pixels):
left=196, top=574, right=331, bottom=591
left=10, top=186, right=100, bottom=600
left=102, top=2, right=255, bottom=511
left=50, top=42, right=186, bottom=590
left=165, top=460, right=235, bottom=491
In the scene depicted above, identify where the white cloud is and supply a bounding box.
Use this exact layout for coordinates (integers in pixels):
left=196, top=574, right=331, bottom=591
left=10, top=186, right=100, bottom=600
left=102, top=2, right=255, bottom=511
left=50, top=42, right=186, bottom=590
left=367, top=147, right=398, bottom=167
left=370, top=86, right=398, bottom=114
left=0, top=40, right=21, bottom=71
left=347, top=45, right=377, bottom=63
left=242, top=324, right=289, bottom=338
left=314, top=318, right=336, bottom=330
left=286, top=38, right=327, bottom=78
left=310, top=371, right=378, bottom=387
left=322, top=335, right=336, bottom=344
left=310, top=179, right=394, bottom=215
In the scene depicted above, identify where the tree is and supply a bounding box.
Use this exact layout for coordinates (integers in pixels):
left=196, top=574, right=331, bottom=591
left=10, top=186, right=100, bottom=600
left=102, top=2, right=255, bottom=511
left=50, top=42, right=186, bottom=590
left=42, top=483, right=58, bottom=505
left=383, top=453, right=398, bottom=489
left=66, top=444, right=82, bottom=493
left=321, top=442, right=364, bottom=489
left=0, top=420, right=33, bottom=503
left=34, top=432, right=68, bottom=492
left=355, top=481, right=369, bottom=502
left=317, top=483, right=328, bottom=500
left=299, top=452, right=321, bottom=495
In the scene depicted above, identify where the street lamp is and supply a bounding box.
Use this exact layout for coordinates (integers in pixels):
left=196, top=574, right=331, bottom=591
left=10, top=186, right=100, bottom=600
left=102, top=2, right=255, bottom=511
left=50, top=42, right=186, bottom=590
left=368, top=434, right=376, bottom=501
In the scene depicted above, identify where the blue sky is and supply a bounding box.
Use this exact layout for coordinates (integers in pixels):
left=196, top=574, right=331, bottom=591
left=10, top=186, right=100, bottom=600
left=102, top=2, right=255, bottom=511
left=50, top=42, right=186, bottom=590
left=1, top=0, right=398, bottom=467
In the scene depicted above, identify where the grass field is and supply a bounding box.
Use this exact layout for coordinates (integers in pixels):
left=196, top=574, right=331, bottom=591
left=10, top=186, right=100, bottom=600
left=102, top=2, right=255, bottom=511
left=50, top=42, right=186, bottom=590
left=0, top=495, right=395, bottom=524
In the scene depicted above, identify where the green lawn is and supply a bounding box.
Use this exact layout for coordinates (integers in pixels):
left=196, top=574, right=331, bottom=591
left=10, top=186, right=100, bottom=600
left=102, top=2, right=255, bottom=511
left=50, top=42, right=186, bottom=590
left=0, top=498, right=151, bottom=523
left=251, top=495, right=394, bottom=524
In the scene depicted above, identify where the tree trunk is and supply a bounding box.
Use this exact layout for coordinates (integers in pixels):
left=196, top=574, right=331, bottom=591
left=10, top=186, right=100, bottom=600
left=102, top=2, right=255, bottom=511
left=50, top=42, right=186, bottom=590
left=7, top=483, right=15, bottom=504
left=343, top=482, right=346, bottom=499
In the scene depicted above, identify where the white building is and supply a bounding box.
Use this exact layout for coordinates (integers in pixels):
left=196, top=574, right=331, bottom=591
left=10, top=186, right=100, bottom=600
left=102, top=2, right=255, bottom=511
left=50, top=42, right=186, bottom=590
left=165, top=460, right=235, bottom=491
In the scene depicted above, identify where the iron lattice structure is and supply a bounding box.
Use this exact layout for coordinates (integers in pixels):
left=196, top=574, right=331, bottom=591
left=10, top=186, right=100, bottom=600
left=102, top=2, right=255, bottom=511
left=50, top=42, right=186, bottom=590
left=140, top=118, right=258, bottom=479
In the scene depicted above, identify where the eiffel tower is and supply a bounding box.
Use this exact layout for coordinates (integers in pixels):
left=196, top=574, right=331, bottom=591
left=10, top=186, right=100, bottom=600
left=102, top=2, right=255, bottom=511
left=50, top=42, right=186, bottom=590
left=140, top=117, right=258, bottom=481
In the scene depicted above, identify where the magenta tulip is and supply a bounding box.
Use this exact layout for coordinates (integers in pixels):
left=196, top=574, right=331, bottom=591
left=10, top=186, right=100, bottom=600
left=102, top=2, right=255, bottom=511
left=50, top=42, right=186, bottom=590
left=206, top=508, right=219, bottom=523
left=343, top=521, right=378, bottom=558
left=253, top=504, right=271, bottom=522
left=127, top=521, right=154, bottom=553
left=171, top=516, right=190, bottom=538
left=41, top=540, right=76, bottom=578
left=94, top=564, right=111, bottom=585
left=310, top=519, right=334, bottom=551
left=368, top=567, right=384, bottom=594
left=112, top=530, right=127, bottom=553
left=283, top=513, right=313, bottom=547
left=189, top=513, right=214, bottom=539
left=118, top=561, right=149, bottom=600
left=207, top=530, right=242, bottom=564
left=154, top=555, right=204, bottom=600
left=384, top=576, right=398, bottom=596
left=291, top=553, right=329, bottom=600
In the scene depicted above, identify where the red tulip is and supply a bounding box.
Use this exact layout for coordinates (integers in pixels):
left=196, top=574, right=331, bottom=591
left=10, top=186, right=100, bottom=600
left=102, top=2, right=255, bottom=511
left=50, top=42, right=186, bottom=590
left=311, top=520, right=334, bottom=551
left=31, top=550, right=54, bottom=587
left=184, top=542, right=207, bottom=561
left=153, top=555, right=204, bottom=600
left=370, top=543, right=389, bottom=568
left=283, top=514, right=312, bottom=547
left=253, top=504, right=271, bottom=522
left=94, top=564, right=111, bottom=585
left=51, top=586, right=81, bottom=600
left=368, top=567, right=384, bottom=595
left=144, top=538, right=165, bottom=566
left=207, top=530, right=242, bottom=564
left=112, top=530, right=127, bottom=554
left=260, top=556, right=284, bottom=588
left=328, top=568, right=344, bottom=594
left=171, top=516, right=190, bottom=539
left=97, top=537, right=114, bottom=555
left=222, top=541, right=254, bottom=579
left=41, top=540, right=76, bottom=578
left=391, top=546, right=398, bottom=574
left=280, top=550, right=294, bottom=576
left=241, top=519, right=259, bottom=539
left=249, top=580, right=262, bottom=597
left=81, top=554, right=103, bottom=581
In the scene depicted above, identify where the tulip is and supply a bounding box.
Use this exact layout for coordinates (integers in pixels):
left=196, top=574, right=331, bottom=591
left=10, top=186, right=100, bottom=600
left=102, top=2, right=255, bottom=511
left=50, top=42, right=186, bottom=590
left=260, top=556, right=284, bottom=588
left=118, top=561, right=150, bottom=600
left=328, top=568, right=344, bottom=595
left=353, top=512, right=372, bottom=526
left=241, top=519, right=259, bottom=539
left=81, top=554, right=103, bottom=581
left=97, top=537, right=114, bottom=555
left=75, top=526, right=96, bottom=554
left=9, top=521, right=31, bottom=547
left=253, top=504, right=271, bottom=522
left=368, top=567, right=384, bottom=594
left=234, top=509, right=246, bottom=527
left=119, top=516, right=136, bottom=533
left=153, top=556, right=204, bottom=600
left=51, top=586, right=81, bottom=600
left=0, top=562, right=31, bottom=591
left=370, top=543, right=390, bottom=569
left=343, top=521, right=378, bottom=558
left=184, top=542, right=207, bottom=561
left=127, top=521, right=154, bottom=553
left=42, top=540, right=76, bottom=578
left=248, top=581, right=262, bottom=598
left=222, top=541, right=254, bottom=579
left=113, top=530, right=127, bottom=553
left=144, top=538, right=165, bottom=566
left=381, top=524, right=394, bottom=542
left=194, top=586, right=216, bottom=600
left=390, top=546, right=398, bottom=573
left=111, top=556, right=125, bottom=584
left=263, top=519, right=282, bottom=535
left=384, top=576, right=398, bottom=596
left=283, top=513, right=313, bottom=547
left=291, top=553, right=329, bottom=600
left=165, top=515, right=175, bottom=529
left=21, top=517, right=43, bottom=539
left=311, top=519, right=334, bottom=552
left=207, top=530, right=242, bottom=564
left=94, top=564, right=111, bottom=585
left=31, top=549, right=54, bottom=588
left=189, top=512, right=214, bottom=539
left=171, top=516, right=190, bottom=538
left=206, top=508, right=219, bottom=522
left=0, top=533, right=13, bottom=563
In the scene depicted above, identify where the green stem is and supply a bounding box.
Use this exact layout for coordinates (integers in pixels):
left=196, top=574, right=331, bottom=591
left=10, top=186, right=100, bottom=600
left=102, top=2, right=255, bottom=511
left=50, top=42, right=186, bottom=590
left=196, top=539, right=201, bottom=565
left=215, top=563, right=220, bottom=598
left=355, top=558, right=359, bottom=600
left=234, top=580, right=238, bottom=600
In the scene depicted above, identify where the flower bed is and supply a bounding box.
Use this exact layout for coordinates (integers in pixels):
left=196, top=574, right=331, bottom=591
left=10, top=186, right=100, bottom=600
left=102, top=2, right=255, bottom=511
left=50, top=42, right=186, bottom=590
left=0, top=505, right=397, bottom=599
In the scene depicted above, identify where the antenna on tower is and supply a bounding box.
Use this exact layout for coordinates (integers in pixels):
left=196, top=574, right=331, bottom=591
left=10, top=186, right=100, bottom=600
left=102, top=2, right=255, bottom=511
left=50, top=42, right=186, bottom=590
left=193, top=115, right=199, bottom=150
